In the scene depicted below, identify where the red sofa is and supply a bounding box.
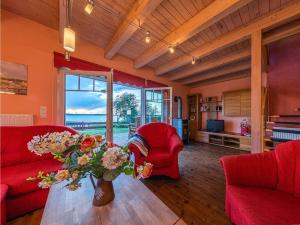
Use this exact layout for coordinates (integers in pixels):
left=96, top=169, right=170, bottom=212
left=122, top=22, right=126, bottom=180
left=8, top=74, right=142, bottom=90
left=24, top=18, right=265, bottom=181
left=220, top=140, right=300, bottom=225
left=0, top=125, right=78, bottom=223
left=129, top=123, right=183, bottom=179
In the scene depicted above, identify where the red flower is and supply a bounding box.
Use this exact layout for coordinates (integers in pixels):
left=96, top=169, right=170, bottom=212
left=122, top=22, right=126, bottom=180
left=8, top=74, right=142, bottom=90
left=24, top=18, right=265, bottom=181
left=142, top=163, right=153, bottom=178
left=80, top=136, right=96, bottom=151
left=94, top=134, right=103, bottom=143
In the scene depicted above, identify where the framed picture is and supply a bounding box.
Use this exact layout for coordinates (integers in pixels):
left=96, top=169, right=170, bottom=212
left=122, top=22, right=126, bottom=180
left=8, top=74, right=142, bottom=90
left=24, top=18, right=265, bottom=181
left=0, top=60, right=28, bottom=95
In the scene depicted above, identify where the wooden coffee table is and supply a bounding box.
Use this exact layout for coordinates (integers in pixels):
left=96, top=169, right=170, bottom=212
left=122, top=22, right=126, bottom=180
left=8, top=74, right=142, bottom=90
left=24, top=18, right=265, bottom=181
left=41, top=174, right=186, bottom=225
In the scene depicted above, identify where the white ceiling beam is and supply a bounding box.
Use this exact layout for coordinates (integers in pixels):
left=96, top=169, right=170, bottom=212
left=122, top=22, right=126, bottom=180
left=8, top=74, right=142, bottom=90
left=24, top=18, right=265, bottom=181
left=155, top=2, right=300, bottom=75
left=169, top=49, right=250, bottom=81
left=134, top=0, right=252, bottom=68
left=183, top=60, right=250, bottom=85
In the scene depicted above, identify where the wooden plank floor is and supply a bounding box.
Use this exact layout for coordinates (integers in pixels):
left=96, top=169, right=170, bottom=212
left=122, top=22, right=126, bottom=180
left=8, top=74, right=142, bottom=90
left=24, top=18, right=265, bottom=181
left=7, top=142, right=244, bottom=225
left=142, top=143, right=244, bottom=225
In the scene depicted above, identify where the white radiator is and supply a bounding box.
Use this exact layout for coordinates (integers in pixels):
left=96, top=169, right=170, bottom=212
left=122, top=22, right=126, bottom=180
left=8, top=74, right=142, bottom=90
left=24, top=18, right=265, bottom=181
left=0, top=114, right=34, bottom=126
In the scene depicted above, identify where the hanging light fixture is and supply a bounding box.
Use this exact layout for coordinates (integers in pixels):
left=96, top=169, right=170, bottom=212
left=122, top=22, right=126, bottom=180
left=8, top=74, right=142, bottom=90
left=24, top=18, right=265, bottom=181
left=169, top=45, right=175, bottom=54
left=64, top=51, right=71, bottom=61
left=63, top=0, right=75, bottom=60
left=84, top=0, right=94, bottom=14
left=63, top=27, right=75, bottom=52
left=192, top=56, right=196, bottom=65
left=145, top=31, right=151, bottom=44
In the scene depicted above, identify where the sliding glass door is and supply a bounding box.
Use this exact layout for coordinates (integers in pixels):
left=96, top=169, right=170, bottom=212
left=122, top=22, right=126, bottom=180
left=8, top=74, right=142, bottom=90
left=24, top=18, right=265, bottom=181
left=59, top=70, right=172, bottom=144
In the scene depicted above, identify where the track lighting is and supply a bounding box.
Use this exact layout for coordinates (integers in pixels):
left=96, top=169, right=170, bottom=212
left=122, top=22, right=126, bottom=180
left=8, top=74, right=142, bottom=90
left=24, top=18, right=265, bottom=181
left=192, top=57, right=196, bottom=65
left=85, top=0, right=94, bottom=14
left=145, top=31, right=151, bottom=44
left=169, top=45, right=175, bottom=54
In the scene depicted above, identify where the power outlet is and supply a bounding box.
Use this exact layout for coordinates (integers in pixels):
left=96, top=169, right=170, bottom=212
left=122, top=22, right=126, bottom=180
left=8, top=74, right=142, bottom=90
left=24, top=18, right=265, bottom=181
left=40, top=106, right=47, bottom=119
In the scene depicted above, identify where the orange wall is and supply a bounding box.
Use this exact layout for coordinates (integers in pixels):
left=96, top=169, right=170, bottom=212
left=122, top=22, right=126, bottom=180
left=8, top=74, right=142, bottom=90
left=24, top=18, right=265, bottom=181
left=190, top=77, right=251, bottom=133
left=0, top=10, right=189, bottom=124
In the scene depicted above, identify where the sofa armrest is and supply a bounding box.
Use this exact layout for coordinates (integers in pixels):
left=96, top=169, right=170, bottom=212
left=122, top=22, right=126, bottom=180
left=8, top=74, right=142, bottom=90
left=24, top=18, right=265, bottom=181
left=220, top=152, right=278, bottom=188
left=168, top=134, right=184, bottom=155
left=1, top=184, right=8, bottom=225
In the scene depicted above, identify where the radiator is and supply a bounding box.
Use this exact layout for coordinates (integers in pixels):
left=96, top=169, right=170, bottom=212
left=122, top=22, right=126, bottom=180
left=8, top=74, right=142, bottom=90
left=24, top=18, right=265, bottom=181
left=0, top=114, right=34, bottom=126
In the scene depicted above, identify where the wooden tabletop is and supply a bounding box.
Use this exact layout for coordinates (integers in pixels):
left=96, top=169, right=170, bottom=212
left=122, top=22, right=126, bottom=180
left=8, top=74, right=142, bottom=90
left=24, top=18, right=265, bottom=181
left=41, top=174, right=186, bottom=225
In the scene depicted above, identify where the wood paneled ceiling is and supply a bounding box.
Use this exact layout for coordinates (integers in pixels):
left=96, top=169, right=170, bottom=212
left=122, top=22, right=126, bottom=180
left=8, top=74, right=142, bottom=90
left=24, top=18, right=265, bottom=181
left=2, top=0, right=300, bottom=87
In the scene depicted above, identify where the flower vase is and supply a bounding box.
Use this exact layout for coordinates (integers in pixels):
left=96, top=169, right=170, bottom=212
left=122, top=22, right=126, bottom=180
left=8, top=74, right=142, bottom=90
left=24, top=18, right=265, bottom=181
left=90, top=175, right=115, bottom=206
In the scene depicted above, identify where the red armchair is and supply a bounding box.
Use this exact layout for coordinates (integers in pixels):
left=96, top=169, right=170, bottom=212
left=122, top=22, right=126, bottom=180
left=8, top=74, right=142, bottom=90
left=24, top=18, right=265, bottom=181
left=0, top=125, right=78, bottom=223
left=220, top=140, right=300, bottom=225
left=129, top=123, right=183, bottom=179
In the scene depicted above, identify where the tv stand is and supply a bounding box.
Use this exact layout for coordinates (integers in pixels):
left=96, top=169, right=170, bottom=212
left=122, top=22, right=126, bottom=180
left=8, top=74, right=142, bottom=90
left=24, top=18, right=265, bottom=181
left=195, top=130, right=251, bottom=151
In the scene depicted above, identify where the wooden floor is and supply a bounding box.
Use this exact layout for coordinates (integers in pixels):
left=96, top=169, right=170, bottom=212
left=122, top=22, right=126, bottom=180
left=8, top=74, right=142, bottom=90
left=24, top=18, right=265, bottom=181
left=8, top=142, right=244, bottom=225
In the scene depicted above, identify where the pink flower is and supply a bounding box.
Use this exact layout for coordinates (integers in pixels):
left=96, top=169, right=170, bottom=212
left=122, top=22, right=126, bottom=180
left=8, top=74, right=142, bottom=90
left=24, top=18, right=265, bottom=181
left=77, top=154, right=89, bottom=166
left=54, top=170, right=70, bottom=182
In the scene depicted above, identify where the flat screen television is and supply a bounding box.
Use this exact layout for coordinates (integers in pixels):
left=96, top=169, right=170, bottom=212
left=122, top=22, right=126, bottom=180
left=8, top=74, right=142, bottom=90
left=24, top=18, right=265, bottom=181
left=207, top=119, right=224, bottom=132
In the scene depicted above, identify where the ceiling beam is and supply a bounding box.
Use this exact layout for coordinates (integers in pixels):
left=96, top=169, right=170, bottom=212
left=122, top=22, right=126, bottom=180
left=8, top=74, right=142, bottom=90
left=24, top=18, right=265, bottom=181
left=169, top=19, right=300, bottom=81
left=155, top=1, right=300, bottom=75
left=169, top=48, right=250, bottom=81
left=104, top=0, right=162, bottom=59
left=183, top=60, right=250, bottom=85
left=134, top=0, right=252, bottom=68
left=189, top=70, right=250, bottom=87
left=263, top=18, right=300, bottom=45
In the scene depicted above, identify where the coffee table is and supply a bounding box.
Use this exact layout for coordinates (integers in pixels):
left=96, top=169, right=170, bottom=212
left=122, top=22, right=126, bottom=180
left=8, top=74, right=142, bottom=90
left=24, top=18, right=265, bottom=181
left=41, top=174, right=186, bottom=225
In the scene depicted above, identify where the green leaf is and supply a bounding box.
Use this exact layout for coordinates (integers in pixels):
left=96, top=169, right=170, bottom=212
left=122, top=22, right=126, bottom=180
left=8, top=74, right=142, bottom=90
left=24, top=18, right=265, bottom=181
left=124, top=167, right=133, bottom=175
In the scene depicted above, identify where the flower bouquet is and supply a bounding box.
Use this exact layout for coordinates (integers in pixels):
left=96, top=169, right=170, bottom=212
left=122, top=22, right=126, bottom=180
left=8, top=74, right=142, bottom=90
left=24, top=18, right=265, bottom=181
left=240, top=119, right=251, bottom=136
left=27, top=131, right=152, bottom=206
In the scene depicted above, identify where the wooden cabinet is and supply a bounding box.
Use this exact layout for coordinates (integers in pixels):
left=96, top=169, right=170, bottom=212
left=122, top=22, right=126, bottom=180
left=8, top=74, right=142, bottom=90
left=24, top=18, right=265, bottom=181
left=195, top=130, right=251, bottom=151
left=223, top=89, right=251, bottom=117
left=188, top=94, right=202, bottom=139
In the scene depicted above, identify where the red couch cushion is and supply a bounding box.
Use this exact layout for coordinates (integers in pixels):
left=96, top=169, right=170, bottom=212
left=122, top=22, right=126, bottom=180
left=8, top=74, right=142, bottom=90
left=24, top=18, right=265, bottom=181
left=275, top=140, right=300, bottom=194
left=227, top=185, right=300, bottom=225
left=221, top=151, right=278, bottom=188
left=136, top=147, right=173, bottom=168
left=137, top=123, right=177, bottom=148
left=1, top=159, right=62, bottom=197
left=0, top=125, right=77, bottom=167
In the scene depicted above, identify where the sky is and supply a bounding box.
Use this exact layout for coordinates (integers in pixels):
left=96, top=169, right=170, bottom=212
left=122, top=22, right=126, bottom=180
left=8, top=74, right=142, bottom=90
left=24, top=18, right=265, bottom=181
left=65, top=74, right=141, bottom=114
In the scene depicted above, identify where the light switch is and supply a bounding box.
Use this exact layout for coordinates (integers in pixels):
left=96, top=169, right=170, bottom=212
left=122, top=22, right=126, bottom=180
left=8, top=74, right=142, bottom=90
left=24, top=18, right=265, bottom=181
left=40, top=106, right=47, bottom=118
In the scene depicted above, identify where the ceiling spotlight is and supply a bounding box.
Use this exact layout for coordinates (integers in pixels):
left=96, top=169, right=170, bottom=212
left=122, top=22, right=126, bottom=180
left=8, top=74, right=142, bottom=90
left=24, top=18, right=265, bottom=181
left=192, top=57, right=196, bottom=65
left=145, top=31, right=151, bottom=44
left=85, top=0, right=94, bottom=14
left=169, top=45, right=175, bottom=54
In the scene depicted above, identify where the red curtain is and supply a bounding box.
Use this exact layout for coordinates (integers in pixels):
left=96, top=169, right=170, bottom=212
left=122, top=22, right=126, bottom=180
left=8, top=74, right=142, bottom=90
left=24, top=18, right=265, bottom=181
left=54, top=52, right=166, bottom=88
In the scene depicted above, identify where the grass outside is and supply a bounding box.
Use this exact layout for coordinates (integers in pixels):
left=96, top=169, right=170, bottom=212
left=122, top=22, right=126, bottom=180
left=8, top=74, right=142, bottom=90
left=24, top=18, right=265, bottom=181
left=78, top=127, right=129, bottom=135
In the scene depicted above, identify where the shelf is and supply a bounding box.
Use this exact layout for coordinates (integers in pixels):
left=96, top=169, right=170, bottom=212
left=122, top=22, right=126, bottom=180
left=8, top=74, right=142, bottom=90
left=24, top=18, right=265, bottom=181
left=200, top=101, right=223, bottom=104
left=269, top=115, right=300, bottom=118
left=224, top=139, right=240, bottom=145
left=267, top=121, right=300, bottom=125
left=271, top=137, right=292, bottom=143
